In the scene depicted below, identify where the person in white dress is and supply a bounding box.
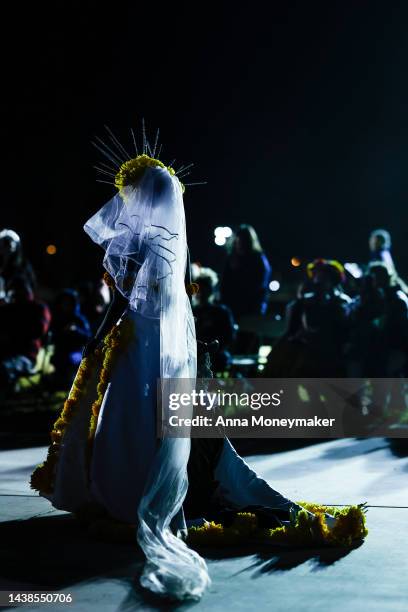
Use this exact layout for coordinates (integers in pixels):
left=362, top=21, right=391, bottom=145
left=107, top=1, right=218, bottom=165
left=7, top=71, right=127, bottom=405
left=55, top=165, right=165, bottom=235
left=31, top=148, right=336, bottom=602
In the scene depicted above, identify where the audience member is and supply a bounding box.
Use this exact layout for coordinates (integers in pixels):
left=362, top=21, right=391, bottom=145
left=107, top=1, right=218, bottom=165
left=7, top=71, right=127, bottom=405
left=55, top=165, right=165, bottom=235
left=193, top=267, right=236, bottom=372
left=266, top=259, right=351, bottom=377
left=51, top=289, right=92, bottom=386
left=368, top=229, right=395, bottom=274
left=220, top=224, right=271, bottom=318
left=0, top=277, right=50, bottom=393
left=77, top=278, right=110, bottom=333
left=349, top=262, right=408, bottom=378
left=0, top=229, right=36, bottom=302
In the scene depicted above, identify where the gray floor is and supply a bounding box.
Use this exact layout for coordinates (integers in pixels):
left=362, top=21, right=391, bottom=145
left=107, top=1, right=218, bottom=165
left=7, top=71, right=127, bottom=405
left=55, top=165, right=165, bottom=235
left=1, top=438, right=407, bottom=611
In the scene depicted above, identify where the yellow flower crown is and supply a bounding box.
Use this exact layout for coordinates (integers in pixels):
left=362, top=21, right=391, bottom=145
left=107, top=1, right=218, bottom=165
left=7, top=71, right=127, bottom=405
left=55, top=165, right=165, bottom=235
left=306, top=258, right=346, bottom=282
left=114, top=154, right=184, bottom=192
left=93, top=126, right=204, bottom=193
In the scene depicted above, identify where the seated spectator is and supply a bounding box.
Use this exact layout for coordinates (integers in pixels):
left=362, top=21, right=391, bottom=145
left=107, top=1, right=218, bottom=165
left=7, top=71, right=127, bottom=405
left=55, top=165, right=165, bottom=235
left=193, top=267, right=236, bottom=373
left=0, top=277, right=50, bottom=394
left=368, top=229, right=395, bottom=274
left=220, top=224, right=271, bottom=318
left=51, top=289, right=92, bottom=387
left=266, top=259, right=351, bottom=377
left=349, top=262, right=408, bottom=378
left=0, top=229, right=36, bottom=303
left=368, top=228, right=408, bottom=296
left=77, top=278, right=110, bottom=333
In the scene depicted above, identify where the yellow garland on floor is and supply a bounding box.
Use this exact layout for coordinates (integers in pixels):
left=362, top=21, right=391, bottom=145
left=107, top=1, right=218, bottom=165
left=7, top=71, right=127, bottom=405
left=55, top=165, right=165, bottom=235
left=80, top=502, right=367, bottom=550
left=187, top=502, right=368, bottom=549
left=30, top=318, right=133, bottom=495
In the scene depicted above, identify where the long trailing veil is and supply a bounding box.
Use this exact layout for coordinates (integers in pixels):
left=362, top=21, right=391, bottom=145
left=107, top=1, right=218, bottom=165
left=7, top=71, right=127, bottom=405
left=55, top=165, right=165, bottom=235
left=84, top=164, right=210, bottom=599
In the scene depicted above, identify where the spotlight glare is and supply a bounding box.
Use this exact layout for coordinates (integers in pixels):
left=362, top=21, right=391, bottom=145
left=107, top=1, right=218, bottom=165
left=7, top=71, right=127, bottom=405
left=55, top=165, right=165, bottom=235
left=291, top=257, right=301, bottom=267
left=258, top=345, right=272, bottom=358
left=214, top=235, right=226, bottom=246
left=344, top=262, right=363, bottom=279
left=269, top=280, right=280, bottom=292
left=214, top=226, right=232, bottom=240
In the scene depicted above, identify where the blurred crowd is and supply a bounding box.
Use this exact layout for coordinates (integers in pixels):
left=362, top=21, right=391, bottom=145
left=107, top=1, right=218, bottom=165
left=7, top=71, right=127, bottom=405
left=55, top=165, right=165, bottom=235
left=1, top=225, right=407, bottom=415
left=194, top=226, right=407, bottom=376
left=0, top=229, right=110, bottom=397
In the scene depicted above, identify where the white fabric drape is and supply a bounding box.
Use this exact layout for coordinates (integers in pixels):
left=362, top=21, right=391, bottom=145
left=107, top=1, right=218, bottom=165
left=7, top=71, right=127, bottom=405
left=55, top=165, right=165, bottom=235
left=84, top=166, right=210, bottom=600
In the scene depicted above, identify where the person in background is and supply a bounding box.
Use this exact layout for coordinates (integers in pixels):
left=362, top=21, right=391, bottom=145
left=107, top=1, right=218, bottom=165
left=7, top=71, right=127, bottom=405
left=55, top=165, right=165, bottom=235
left=77, top=278, right=111, bottom=333
left=51, top=289, right=92, bottom=387
left=348, top=262, right=408, bottom=422
left=267, top=259, right=351, bottom=377
left=368, top=228, right=408, bottom=296
left=0, top=277, right=51, bottom=394
left=193, top=267, right=236, bottom=372
left=368, top=229, right=395, bottom=274
left=0, top=229, right=36, bottom=303
left=220, top=224, right=271, bottom=319
left=349, top=262, right=408, bottom=378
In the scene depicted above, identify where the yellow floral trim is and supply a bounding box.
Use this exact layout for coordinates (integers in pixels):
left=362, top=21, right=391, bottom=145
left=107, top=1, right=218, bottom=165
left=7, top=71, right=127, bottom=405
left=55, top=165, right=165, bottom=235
left=114, top=154, right=176, bottom=191
left=187, top=502, right=368, bottom=549
left=88, top=318, right=134, bottom=441
left=30, top=318, right=134, bottom=495
left=30, top=351, right=101, bottom=494
left=186, top=282, right=200, bottom=296
left=103, top=271, right=115, bottom=290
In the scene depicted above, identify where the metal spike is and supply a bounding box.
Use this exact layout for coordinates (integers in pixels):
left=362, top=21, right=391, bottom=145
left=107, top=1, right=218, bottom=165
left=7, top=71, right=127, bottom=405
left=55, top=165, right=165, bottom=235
left=176, top=162, right=194, bottom=175
left=142, top=118, right=147, bottom=154
left=146, top=136, right=153, bottom=157
left=99, top=160, right=117, bottom=172
left=178, top=165, right=194, bottom=175
left=104, top=125, right=130, bottom=159
left=130, top=128, right=139, bottom=156
left=92, top=141, right=123, bottom=166
left=96, top=179, right=115, bottom=185
left=94, top=136, right=125, bottom=164
left=93, top=166, right=115, bottom=178
left=152, top=128, right=160, bottom=158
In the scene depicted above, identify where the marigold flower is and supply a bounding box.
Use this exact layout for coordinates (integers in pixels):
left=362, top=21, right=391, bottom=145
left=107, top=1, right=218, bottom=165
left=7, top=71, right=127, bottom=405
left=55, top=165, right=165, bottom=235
left=114, top=154, right=175, bottom=191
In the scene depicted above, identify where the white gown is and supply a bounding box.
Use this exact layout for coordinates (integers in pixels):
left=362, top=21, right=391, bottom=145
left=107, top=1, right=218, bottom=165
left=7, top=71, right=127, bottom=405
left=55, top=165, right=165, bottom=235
left=48, top=305, right=294, bottom=521
left=90, top=309, right=160, bottom=523
left=48, top=307, right=295, bottom=524
left=41, top=166, right=298, bottom=601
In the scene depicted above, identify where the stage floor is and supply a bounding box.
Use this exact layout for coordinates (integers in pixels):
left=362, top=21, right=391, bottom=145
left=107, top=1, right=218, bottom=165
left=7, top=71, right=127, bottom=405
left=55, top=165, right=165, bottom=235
left=1, top=438, right=407, bottom=611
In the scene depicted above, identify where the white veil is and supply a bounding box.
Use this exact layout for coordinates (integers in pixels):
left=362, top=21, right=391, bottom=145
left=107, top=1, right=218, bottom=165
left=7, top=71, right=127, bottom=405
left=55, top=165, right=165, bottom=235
left=84, top=166, right=210, bottom=599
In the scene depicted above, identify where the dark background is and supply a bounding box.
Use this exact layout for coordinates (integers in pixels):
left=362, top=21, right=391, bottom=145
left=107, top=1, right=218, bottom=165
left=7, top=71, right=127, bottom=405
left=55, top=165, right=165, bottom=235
left=2, top=0, right=408, bottom=288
